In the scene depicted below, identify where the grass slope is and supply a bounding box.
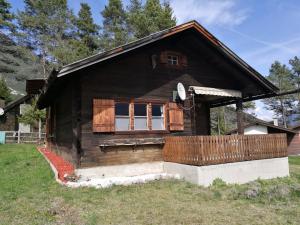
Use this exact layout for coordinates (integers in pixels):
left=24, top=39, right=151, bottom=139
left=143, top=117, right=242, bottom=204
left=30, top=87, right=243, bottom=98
left=0, top=144, right=300, bottom=225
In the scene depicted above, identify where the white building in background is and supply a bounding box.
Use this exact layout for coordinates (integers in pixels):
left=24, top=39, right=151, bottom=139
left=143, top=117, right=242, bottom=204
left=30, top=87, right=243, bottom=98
left=19, top=103, right=31, bottom=132
left=244, top=125, right=268, bottom=135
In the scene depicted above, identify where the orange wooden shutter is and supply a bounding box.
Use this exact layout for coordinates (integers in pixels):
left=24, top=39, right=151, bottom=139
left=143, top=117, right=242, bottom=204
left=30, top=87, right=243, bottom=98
left=168, top=102, right=184, bottom=131
left=160, top=51, right=168, bottom=64
left=93, top=99, right=115, bottom=132
left=179, top=55, right=188, bottom=67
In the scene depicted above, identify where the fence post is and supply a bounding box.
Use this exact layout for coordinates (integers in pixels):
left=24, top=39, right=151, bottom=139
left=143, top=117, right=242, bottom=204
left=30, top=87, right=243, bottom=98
left=38, top=119, right=41, bottom=140
left=17, top=130, right=20, bottom=144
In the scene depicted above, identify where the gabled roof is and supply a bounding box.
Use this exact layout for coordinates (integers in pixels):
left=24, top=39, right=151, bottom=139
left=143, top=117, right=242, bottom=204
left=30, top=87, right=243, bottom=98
left=4, top=95, right=32, bottom=113
left=38, top=20, right=279, bottom=109
left=55, top=21, right=278, bottom=92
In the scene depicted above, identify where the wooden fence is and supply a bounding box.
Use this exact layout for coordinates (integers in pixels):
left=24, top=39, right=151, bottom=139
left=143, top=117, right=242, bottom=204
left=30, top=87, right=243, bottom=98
left=3, top=131, right=46, bottom=144
left=163, top=134, right=287, bottom=166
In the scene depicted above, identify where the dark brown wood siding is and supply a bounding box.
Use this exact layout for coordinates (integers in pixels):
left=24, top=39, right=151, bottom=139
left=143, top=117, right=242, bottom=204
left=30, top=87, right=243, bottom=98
left=48, top=83, right=74, bottom=163
left=79, top=43, right=216, bottom=166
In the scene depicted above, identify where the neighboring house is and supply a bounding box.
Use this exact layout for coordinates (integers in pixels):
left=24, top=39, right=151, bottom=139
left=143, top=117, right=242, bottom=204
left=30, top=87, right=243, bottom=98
left=0, top=95, right=32, bottom=131
left=227, top=119, right=300, bottom=155
left=37, top=21, right=279, bottom=168
left=0, top=79, right=45, bottom=132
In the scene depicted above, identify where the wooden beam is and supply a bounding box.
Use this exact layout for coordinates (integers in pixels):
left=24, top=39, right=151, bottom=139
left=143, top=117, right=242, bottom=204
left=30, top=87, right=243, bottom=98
left=71, top=78, right=82, bottom=168
left=211, top=88, right=300, bottom=108
left=236, top=98, right=244, bottom=135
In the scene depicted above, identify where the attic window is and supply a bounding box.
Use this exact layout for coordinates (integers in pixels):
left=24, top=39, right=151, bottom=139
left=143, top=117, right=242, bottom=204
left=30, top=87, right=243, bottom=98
left=167, top=55, right=179, bottom=65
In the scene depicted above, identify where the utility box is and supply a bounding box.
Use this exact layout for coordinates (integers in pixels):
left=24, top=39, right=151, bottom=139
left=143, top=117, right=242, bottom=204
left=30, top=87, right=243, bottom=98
left=0, top=131, right=5, bottom=144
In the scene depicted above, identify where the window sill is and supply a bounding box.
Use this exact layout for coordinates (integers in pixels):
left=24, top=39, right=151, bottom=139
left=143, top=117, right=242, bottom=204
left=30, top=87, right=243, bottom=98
left=115, top=130, right=170, bottom=135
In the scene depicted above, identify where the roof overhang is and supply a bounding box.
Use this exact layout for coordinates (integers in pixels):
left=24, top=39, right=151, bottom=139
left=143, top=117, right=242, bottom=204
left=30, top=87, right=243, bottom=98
left=4, top=95, right=32, bottom=113
left=189, top=86, right=242, bottom=98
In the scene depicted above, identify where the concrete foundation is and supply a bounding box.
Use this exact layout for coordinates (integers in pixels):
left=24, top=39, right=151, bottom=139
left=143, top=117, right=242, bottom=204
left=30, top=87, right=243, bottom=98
left=163, top=157, right=290, bottom=187
left=76, top=162, right=164, bottom=179
left=74, top=157, right=289, bottom=188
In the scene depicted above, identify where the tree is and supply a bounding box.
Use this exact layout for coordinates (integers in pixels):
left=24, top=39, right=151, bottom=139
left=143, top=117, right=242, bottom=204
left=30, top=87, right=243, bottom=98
left=18, top=97, right=45, bottom=127
left=101, top=0, right=129, bottom=50
left=289, top=56, right=300, bottom=107
left=263, top=61, right=295, bottom=127
left=127, top=0, right=176, bottom=39
left=76, top=3, right=99, bottom=54
left=127, top=0, right=143, bottom=38
left=0, top=76, right=11, bottom=103
left=0, top=0, right=43, bottom=95
left=243, top=101, right=256, bottom=116
left=77, top=3, right=99, bottom=37
left=17, top=0, right=77, bottom=71
left=0, top=0, right=15, bottom=31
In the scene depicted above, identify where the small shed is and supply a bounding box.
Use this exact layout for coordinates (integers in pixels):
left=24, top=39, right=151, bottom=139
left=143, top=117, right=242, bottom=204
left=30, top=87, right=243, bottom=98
left=0, top=95, right=32, bottom=131
left=227, top=119, right=299, bottom=155
left=0, top=79, right=45, bottom=132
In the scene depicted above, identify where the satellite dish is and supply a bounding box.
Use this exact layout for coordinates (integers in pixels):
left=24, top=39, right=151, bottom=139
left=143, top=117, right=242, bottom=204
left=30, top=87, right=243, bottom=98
left=0, top=108, right=4, bottom=116
left=177, top=82, right=186, bottom=101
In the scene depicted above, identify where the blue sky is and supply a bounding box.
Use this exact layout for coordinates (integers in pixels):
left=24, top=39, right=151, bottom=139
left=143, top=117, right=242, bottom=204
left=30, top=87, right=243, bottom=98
left=9, top=0, right=300, bottom=120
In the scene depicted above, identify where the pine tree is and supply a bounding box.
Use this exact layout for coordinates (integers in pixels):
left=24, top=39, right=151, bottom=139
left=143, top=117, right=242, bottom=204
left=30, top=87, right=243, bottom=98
left=17, top=0, right=77, bottom=70
left=243, top=101, right=256, bottom=116
left=18, top=97, right=46, bottom=127
left=76, top=3, right=100, bottom=54
left=0, top=0, right=15, bottom=31
left=263, top=61, right=295, bottom=127
left=101, top=0, right=129, bottom=50
left=127, top=0, right=176, bottom=39
left=0, top=76, right=11, bottom=103
left=0, top=0, right=43, bottom=95
left=127, top=0, right=143, bottom=38
left=289, top=56, right=300, bottom=107
left=158, top=1, right=176, bottom=30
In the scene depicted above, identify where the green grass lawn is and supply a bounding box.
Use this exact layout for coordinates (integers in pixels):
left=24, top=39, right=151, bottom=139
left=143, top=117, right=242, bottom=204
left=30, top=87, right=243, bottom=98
left=1, top=144, right=300, bottom=225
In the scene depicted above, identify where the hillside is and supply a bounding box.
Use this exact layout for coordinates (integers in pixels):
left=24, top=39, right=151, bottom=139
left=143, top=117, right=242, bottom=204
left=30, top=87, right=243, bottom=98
left=0, top=32, right=44, bottom=96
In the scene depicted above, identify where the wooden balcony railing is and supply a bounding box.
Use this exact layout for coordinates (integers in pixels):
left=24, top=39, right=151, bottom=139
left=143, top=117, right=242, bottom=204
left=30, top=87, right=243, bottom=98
left=163, top=134, right=287, bottom=166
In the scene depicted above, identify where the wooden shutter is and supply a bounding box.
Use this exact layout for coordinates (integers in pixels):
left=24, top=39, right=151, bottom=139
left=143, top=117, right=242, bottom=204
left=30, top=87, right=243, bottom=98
left=93, top=99, right=115, bottom=132
left=179, top=55, right=188, bottom=67
left=168, top=102, right=184, bottom=131
left=160, top=51, right=168, bottom=64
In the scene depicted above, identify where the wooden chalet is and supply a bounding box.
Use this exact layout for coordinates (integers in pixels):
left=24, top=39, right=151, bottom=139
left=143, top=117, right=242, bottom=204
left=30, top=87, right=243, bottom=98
left=37, top=21, right=280, bottom=168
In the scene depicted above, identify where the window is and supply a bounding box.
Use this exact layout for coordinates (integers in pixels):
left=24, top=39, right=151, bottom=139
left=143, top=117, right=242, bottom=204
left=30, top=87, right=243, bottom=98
left=167, top=55, right=178, bottom=65
left=152, top=105, right=164, bottom=130
left=115, top=103, right=130, bottom=131
left=114, top=101, right=167, bottom=132
left=134, top=104, right=148, bottom=130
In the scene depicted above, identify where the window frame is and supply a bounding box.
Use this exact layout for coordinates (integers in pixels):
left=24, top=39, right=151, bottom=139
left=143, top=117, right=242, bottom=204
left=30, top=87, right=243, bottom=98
left=151, top=104, right=165, bottom=131
left=167, top=55, right=179, bottom=65
left=133, top=103, right=148, bottom=131
left=115, top=102, right=131, bottom=131
left=114, top=100, right=168, bottom=134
